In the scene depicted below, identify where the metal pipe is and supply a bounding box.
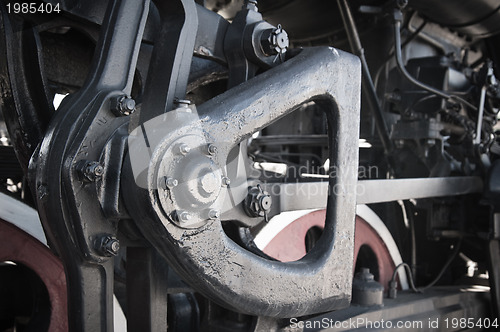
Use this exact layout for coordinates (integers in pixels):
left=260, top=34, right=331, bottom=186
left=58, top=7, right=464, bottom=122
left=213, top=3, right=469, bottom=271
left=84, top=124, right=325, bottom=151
left=474, top=85, right=487, bottom=144
left=392, top=19, right=478, bottom=111
left=336, top=0, right=394, bottom=154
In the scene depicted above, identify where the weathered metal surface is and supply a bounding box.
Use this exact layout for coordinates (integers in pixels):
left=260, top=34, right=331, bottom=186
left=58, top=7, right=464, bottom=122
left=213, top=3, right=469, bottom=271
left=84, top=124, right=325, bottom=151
left=123, top=46, right=361, bottom=317
left=31, top=0, right=150, bottom=330
left=261, top=212, right=400, bottom=293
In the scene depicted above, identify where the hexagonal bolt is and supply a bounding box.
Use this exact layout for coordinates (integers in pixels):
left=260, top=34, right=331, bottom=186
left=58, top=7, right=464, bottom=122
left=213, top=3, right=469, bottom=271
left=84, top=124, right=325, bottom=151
left=221, top=176, right=231, bottom=187
left=244, top=185, right=273, bottom=218
left=208, top=209, right=220, bottom=220
left=176, top=211, right=192, bottom=223
left=260, top=25, right=289, bottom=56
left=207, top=144, right=218, bottom=156
left=97, top=235, right=120, bottom=257
left=76, top=160, right=104, bottom=182
left=110, top=95, right=136, bottom=116
left=178, top=143, right=191, bottom=155
left=162, top=177, right=178, bottom=190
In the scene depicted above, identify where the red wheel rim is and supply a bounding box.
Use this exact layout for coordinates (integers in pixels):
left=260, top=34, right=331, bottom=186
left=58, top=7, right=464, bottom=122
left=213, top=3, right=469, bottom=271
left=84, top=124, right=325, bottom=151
left=0, top=219, right=68, bottom=331
left=262, top=209, right=396, bottom=289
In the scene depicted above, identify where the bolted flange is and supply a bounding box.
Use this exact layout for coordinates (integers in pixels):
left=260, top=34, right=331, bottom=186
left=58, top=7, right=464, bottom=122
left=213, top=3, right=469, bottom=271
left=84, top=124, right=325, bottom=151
left=155, top=135, right=225, bottom=229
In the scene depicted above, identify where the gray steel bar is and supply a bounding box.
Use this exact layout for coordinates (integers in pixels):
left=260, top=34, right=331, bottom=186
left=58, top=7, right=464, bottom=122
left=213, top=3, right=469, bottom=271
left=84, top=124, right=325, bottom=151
left=272, top=176, right=483, bottom=212
left=357, top=176, right=483, bottom=204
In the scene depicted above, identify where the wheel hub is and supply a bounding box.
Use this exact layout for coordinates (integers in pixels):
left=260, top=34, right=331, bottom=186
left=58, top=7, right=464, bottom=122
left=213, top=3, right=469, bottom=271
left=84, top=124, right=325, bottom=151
left=156, top=135, right=225, bottom=228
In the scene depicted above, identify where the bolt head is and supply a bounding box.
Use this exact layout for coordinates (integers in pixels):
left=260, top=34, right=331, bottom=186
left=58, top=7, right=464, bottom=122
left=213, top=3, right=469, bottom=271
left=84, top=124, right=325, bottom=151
left=208, top=209, right=220, bottom=220
left=122, top=98, right=136, bottom=112
left=261, top=26, right=289, bottom=56
left=179, top=144, right=190, bottom=155
left=165, top=177, right=178, bottom=190
left=259, top=195, right=272, bottom=211
left=222, top=177, right=231, bottom=186
left=207, top=144, right=217, bottom=155
left=109, top=240, right=120, bottom=253
left=244, top=185, right=273, bottom=218
left=98, top=236, right=120, bottom=257
left=78, top=160, right=104, bottom=182
left=94, top=165, right=104, bottom=177
left=178, top=211, right=191, bottom=222
left=111, top=95, right=135, bottom=116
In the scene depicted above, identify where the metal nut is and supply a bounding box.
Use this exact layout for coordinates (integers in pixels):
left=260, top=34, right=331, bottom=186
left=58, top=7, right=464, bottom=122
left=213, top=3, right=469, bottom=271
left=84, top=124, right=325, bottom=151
left=261, top=25, right=289, bottom=56
left=177, top=211, right=191, bottom=222
left=179, top=143, right=191, bottom=155
left=208, top=209, right=220, bottom=220
left=110, top=95, right=136, bottom=116
left=207, top=144, right=218, bottom=155
left=164, top=177, right=178, bottom=190
left=97, top=235, right=120, bottom=257
left=77, top=160, right=104, bottom=182
left=244, top=185, right=272, bottom=218
left=221, top=177, right=231, bottom=186
left=160, top=177, right=178, bottom=190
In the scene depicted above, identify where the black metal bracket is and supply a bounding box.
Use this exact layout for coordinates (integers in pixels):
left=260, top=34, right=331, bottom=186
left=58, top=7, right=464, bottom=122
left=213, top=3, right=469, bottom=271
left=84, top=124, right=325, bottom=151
left=30, top=0, right=150, bottom=330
